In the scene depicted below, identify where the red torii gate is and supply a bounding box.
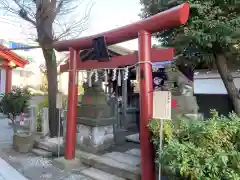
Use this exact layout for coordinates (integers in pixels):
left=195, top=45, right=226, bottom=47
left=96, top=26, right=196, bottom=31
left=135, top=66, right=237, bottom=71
left=53, top=3, right=190, bottom=180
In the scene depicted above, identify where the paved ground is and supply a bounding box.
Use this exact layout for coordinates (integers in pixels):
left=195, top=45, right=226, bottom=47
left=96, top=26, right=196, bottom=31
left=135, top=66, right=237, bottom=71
left=0, top=118, right=91, bottom=180
left=0, top=118, right=13, bottom=145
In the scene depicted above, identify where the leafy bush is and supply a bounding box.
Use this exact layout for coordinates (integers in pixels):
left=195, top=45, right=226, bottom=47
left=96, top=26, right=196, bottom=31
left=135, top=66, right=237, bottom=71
left=0, top=87, right=31, bottom=119
left=149, top=110, right=240, bottom=180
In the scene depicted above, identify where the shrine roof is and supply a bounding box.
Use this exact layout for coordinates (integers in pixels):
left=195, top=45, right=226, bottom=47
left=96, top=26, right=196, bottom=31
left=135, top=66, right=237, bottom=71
left=80, top=45, right=134, bottom=60
left=64, top=45, right=133, bottom=64
left=0, top=44, right=28, bottom=68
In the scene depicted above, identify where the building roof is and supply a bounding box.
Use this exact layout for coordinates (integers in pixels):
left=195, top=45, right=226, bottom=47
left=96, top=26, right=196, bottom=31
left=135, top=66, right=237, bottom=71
left=63, top=45, right=134, bottom=64
left=80, top=44, right=134, bottom=61
left=0, top=44, right=28, bottom=68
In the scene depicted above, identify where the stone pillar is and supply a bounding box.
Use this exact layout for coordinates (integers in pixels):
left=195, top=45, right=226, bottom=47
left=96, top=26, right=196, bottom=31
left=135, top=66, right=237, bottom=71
left=41, top=107, right=49, bottom=136
left=29, top=106, right=37, bottom=133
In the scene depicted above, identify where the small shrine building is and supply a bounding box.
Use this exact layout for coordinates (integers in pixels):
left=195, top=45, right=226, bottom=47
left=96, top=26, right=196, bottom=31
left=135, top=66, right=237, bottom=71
left=0, top=45, right=28, bottom=93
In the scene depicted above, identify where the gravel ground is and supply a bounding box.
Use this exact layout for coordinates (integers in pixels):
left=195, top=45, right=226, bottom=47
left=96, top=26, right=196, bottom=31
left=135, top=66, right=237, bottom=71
left=0, top=147, right=92, bottom=180
left=0, top=118, right=92, bottom=180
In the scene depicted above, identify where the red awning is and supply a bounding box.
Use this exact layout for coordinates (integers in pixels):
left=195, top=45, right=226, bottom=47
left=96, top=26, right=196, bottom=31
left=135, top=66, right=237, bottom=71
left=0, top=44, right=28, bottom=68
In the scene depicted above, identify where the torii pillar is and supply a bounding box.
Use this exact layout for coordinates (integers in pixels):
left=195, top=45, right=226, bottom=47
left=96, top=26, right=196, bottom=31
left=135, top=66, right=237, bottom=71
left=53, top=3, right=190, bottom=180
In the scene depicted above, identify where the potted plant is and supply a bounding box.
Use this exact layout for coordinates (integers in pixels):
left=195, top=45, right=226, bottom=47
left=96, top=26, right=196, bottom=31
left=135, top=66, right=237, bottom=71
left=0, top=87, right=33, bottom=153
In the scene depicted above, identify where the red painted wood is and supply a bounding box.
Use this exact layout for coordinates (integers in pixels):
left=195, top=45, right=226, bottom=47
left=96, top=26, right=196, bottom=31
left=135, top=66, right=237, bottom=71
left=5, top=68, right=12, bottom=93
left=138, top=31, right=155, bottom=180
left=65, top=48, right=79, bottom=160
left=53, top=3, right=190, bottom=51
left=0, top=45, right=28, bottom=68
left=60, top=48, right=174, bottom=72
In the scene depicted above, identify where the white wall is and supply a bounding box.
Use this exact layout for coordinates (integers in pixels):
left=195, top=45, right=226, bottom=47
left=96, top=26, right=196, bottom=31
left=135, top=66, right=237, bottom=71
left=59, top=72, right=69, bottom=94
left=0, top=69, right=6, bottom=94
left=12, top=69, right=40, bottom=89
left=194, top=71, right=240, bottom=94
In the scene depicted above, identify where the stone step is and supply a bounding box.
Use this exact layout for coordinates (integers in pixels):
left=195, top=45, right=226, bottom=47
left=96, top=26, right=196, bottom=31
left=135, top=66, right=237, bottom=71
left=125, top=149, right=141, bottom=158
left=76, top=150, right=141, bottom=180
left=35, top=141, right=55, bottom=151
left=35, top=138, right=64, bottom=154
left=32, top=148, right=52, bottom=157
left=103, top=152, right=140, bottom=166
left=53, top=157, right=88, bottom=172
left=125, top=133, right=140, bottom=144
left=81, top=167, right=125, bottom=180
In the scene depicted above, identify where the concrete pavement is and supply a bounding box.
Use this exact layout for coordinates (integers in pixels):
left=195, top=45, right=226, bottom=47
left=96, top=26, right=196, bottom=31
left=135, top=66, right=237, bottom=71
left=0, top=117, right=12, bottom=144
left=0, top=157, right=28, bottom=180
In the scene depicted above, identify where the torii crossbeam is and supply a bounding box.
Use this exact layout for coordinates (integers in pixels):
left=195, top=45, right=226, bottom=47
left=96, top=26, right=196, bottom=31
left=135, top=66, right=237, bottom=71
left=59, top=48, right=174, bottom=71
left=53, top=3, right=190, bottom=180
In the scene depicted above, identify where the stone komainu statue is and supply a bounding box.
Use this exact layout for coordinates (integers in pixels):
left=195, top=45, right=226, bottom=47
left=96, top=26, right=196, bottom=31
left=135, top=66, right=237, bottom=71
left=164, top=64, right=199, bottom=119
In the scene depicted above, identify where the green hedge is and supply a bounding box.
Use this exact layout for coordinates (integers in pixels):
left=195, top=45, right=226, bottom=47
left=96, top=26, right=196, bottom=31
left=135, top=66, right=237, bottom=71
left=149, top=110, right=240, bottom=180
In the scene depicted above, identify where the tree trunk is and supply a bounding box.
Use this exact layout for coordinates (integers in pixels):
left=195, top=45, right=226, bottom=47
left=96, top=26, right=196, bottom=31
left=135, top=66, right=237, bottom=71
left=36, top=0, right=58, bottom=137
left=42, top=48, right=58, bottom=137
left=214, top=52, right=240, bottom=116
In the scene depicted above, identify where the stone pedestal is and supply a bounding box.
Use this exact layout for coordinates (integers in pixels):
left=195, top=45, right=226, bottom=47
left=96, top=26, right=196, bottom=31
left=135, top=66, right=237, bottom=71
left=13, top=133, right=34, bottom=153
left=74, top=79, right=116, bottom=153
left=76, top=124, right=114, bottom=153
left=76, top=101, right=116, bottom=153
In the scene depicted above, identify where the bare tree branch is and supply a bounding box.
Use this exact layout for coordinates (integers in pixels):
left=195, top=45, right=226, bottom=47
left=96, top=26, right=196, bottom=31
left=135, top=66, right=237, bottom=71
left=0, top=0, right=94, bottom=137
left=0, top=0, right=94, bottom=42
left=0, top=0, right=37, bottom=26
left=54, top=0, right=95, bottom=40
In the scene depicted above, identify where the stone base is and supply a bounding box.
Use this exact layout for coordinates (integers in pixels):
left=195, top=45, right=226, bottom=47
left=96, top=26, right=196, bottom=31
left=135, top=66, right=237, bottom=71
left=76, top=124, right=114, bottom=153
left=53, top=157, right=87, bottom=171
left=13, top=133, right=34, bottom=153
left=35, top=137, right=64, bottom=156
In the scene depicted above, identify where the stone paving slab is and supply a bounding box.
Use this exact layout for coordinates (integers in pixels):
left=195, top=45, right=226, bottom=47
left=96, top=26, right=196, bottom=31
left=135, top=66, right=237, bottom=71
left=81, top=168, right=125, bottom=180
left=92, top=156, right=141, bottom=180
left=103, top=152, right=140, bottom=166
left=125, top=149, right=141, bottom=158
